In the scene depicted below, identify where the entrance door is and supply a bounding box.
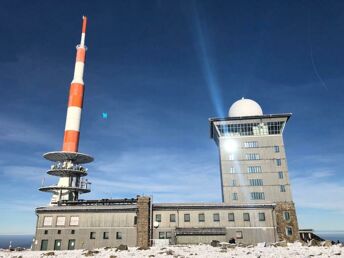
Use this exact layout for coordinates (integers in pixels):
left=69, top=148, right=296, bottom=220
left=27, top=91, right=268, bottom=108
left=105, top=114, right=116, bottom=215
left=40, top=240, right=48, bottom=250
left=54, top=239, right=62, bottom=250
left=68, top=239, right=75, bottom=250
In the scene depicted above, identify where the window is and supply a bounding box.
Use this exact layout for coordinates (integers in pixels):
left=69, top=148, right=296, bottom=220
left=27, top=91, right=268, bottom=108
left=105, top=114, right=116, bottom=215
left=184, top=214, right=190, bottom=222
left=246, top=153, right=260, bottom=160
left=68, top=239, right=75, bottom=250
left=230, top=180, right=236, bottom=186
left=43, top=216, right=53, bottom=226
left=228, top=154, right=234, bottom=160
left=244, top=141, right=258, bottom=148
left=243, top=213, right=250, bottom=221
left=40, top=240, right=48, bottom=251
left=155, top=214, right=161, bottom=222
left=228, top=213, right=235, bottom=221
left=90, top=232, right=96, bottom=239
left=276, top=159, right=281, bottom=166
left=134, top=216, right=137, bottom=225
left=103, top=232, right=109, bottom=239
left=116, top=232, right=122, bottom=239
left=159, top=232, right=165, bottom=239
left=283, top=211, right=290, bottom=221
left=44, top=230, right=48, bottom=235
left=213, top=213, right=220, bottom=222
left=280, top=185, right=286, bottom=192
left=236, top=231, right=243, bottom=239
left=166, top=232, right=172, bottom=239
left=274, top=146, right=280, bottom=153
left=286, top=227, right=293, bottom=236
left=216, top=121, right=285, bottom=136
left=70, top=216, right=79, bottom=226
left=54, top=240, right=61, bottom=250
left=249, top=179, right=263, bottom=186
left=198, top=213, right=205, bottom=222
left=229, top=167, right=236, bottom=173
left=56, top=216, right=65, bottom=226
left=232, top=192, right=238, bottom=200
left=71, top=230, right=75, bottom=234
left=259, top=212, right=265, bottom=221
left=247, top=166, right=262, bottom=173
left=278, top=171, right=284, bottom=179
left=170, top=214, right=176, bottom=222
left=250, top=192, right=265, bottom=200
left=57, top=230, right=61, bottom=234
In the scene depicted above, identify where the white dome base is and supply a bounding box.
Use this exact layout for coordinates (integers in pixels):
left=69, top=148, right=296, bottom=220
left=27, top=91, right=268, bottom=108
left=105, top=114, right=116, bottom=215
left=228, top=98, right=263, bottom=117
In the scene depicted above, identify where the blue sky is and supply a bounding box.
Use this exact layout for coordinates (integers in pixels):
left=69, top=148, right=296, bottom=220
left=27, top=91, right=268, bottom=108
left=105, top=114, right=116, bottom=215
left=0, top=0, right=344, bottom=234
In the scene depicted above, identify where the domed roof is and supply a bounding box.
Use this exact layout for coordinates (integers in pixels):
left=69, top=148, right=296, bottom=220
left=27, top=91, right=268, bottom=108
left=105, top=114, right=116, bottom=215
left=228, top=98, right=263, bottom=117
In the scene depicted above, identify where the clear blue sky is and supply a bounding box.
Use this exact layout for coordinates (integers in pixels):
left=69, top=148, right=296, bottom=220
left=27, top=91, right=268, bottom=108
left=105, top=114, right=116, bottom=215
left=0, top=0, right=343, bottom=234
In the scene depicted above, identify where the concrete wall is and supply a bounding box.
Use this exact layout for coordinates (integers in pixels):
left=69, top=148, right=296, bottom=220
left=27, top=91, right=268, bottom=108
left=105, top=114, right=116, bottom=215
left=152, top=205, right=277, bottom=244
left=32, top=207, right=137, bottom=251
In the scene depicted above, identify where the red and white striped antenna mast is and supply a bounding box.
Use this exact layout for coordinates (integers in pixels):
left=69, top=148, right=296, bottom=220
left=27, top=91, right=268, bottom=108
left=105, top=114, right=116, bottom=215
left=40, top=17, right=94, bottom=205
left=63, top=16, right=87, bottom=152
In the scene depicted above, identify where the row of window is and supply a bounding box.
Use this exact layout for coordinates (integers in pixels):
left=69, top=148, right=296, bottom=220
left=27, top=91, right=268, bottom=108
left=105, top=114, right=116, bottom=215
left=228, top=154, right=283, bottom=165
left=40, top=239, right=76, bottom=251
left=155, top=212, right=266, bottom=223
left=240, top=142, right=281, bottom=154
left=229, top=166, right=285, bottom=177
left=90, top=231, right=122, bottom=240
left=216, top=121, right=285, bottom=136
left=229, top=178, right=285, bottom=187
left=43, top=216, right=79, bottom=227
left=231, top=187, right=287, bottom=200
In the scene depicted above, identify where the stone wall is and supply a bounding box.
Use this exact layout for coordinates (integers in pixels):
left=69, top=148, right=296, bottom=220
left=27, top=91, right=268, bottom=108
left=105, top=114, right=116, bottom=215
left=136, top=196, right=151, bottom=248
left=275, top=202, right=299, bottom=242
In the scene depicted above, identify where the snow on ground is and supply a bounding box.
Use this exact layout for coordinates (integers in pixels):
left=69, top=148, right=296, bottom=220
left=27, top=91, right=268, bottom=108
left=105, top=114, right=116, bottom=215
left=0, top=243, right=343, bottom=258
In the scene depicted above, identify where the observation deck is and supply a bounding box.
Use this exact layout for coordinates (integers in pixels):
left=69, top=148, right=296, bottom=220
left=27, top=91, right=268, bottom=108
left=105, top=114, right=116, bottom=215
left=39, top=183, right=91, bottom=194
left=43, top=151, right=94, bottom=164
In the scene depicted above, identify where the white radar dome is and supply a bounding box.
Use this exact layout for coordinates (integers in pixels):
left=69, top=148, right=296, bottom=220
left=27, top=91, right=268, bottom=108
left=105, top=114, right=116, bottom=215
left=228, top=98, right=263, bottom=117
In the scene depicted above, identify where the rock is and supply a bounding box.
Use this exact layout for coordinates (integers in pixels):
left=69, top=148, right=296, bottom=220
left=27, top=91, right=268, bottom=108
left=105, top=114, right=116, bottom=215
left=116, top=244, right=128, bottom=251
left=148, top=255, right=155, bottom=257
left=227, top=244, right=237, bottom=249
left=104, top=247, right=112, bottom=250
left=43, top=252, right=55, bottom=256
left=109, top=256, right=117, bottom=258
left=247, top=245, right=254, bottom=248
left=83, top=250, right=100, bottom=256
left=165, top=249, right=174, bottom=255
left=332, top=251, right=342, bottom=256
left=308, top=239, right=321, bottom=247
left=137, top=246, right=150, bottom=250
left=257, top=242, right=266, bottom=248
left=275, top=241, right=288, bottom=247
left=321, top=240, right=332, bottom=247
left=211, top=240, right=220, bottom=247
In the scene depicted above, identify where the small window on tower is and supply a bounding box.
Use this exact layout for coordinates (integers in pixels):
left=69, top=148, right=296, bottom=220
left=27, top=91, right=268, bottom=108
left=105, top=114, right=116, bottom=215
left=283, top=211, right=290, bottom=221
left=259, top=212, right=265, bottom=221
left=116, top=232, right=122, bottom=239
left=70, top=216, right=79, bottom=226
left=198, top=213, right=205, bottom=222
left=103, top=232, right=109, bottom=239
left=232, top=192, right=238, bottom=200
left=155, top=214, right=161, bottom=222
left=243, top=213, right=250, bottom=221
left=90, top=232, right=96, bottom=239
left=228, top=213, right=235, bottom=221
left=274, top=146, right=280, bottom=153
left=286, top=226, right=293, bottom=236
left=278, top=171, right=284, bottom=179
left=170, top=214, right=176, bottom=222
left=276, top=159, right=282, bottom=166
left=184, top=214, right=190, bottom=222
left=213, top=213, right=220, bottom=222
left=43, top=216, right=53, bottom=226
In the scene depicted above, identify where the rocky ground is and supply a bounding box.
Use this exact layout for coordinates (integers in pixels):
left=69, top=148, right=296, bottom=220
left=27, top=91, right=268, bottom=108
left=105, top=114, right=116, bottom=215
left=0, top=241, right=343, bottom=258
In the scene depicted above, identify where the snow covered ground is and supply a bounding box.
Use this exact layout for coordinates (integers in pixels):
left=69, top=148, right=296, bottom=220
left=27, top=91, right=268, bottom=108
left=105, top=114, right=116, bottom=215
left=0, top=242, right=343, bottom=258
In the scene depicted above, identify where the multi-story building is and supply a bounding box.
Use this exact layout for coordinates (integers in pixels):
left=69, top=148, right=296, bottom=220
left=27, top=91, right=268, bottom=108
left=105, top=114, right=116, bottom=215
left=32, top=18, right=299, bottom=251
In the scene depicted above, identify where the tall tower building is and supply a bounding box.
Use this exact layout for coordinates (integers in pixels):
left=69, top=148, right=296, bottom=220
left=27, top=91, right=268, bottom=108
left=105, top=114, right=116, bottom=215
left=39, top=16, right=93, bottom=205
left=209, top=98, right=299, bottom=241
